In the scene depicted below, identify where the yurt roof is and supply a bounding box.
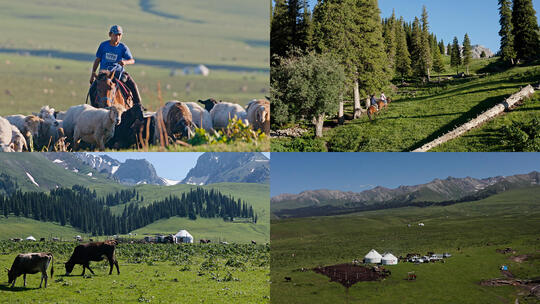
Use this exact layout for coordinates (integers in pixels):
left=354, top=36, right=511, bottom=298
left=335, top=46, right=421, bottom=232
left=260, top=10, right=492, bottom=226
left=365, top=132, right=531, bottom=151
left=364, top=249, right=382, bottom=259
left=175, top=230, right=192, bottom=237
left=382, top=253, right=397, bottom=260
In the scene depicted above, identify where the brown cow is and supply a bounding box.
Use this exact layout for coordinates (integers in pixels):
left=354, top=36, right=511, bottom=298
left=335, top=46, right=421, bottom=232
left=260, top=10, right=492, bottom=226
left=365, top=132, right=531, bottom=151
left=65, top=241, right=119, bottom=276
left=7, top=252, right=54, bottom=288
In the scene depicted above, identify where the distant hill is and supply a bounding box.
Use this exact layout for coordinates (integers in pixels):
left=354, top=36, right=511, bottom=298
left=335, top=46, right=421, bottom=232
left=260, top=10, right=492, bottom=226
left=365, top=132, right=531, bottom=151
left=182, top=152, right=270, bottom=185
left=271, top=171, right=540, bottom=218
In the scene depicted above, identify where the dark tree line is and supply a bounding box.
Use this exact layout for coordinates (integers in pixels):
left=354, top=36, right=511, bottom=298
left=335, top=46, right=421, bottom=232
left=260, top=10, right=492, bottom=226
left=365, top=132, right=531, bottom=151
left=0, top=186, right=257, bottom=236
left=0, top=173, right=19, bottom=196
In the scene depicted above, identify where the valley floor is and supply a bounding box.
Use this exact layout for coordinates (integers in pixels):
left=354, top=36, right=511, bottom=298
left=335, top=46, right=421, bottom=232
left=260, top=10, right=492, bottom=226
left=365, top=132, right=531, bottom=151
left=270, top=188, right=540, bottom=303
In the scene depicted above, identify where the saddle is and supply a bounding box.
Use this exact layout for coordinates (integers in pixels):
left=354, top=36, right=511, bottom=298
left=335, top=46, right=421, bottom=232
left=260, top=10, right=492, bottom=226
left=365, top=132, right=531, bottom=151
left=114, top=78, right=133, bottom=108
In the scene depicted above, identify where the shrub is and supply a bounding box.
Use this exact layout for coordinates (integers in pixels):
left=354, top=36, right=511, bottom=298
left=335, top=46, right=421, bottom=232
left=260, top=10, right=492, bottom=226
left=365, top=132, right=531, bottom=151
left=502, top=117, right=540, bottom=151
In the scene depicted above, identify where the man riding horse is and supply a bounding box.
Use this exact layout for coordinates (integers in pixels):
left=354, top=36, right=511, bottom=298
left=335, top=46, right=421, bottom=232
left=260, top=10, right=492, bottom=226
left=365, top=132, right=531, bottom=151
left=89, top=25, right=142, bottom=108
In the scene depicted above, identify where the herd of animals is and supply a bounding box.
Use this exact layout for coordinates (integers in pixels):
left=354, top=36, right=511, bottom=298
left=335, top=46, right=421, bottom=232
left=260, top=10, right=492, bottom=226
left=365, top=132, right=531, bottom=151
left=0, top=98, right=270, bottom=151
left=6, top=241, right=119, bottom=288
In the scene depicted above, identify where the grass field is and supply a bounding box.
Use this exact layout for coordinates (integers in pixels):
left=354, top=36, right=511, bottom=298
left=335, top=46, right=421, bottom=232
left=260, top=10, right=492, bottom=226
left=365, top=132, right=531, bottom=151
left=271, top=58, right=540, bottom=152
left=0, top=241, right=269, bottom=303
left=270, top=187, right=540, bottom=303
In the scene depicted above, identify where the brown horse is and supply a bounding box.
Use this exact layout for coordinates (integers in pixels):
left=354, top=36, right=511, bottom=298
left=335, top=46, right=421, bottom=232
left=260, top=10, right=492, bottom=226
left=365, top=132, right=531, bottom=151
left=93, top=70, right=132, bottom=109
left=368, top=98, right=392, bottom=121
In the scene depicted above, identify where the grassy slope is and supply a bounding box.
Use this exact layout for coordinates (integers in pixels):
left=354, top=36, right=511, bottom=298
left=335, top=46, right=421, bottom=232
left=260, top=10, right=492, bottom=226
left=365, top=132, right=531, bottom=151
left=270, top=187, right=540, bottom=304
left=271, top=58, right=540, bottom=152
left=0, top=0, right=269, bottom=116
left=0, top=217, right=86, bottom=240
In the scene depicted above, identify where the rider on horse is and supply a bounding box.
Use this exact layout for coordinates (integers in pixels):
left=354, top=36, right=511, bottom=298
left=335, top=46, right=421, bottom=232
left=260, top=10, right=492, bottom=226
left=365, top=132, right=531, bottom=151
left=89, top=25, right=142, bottom=107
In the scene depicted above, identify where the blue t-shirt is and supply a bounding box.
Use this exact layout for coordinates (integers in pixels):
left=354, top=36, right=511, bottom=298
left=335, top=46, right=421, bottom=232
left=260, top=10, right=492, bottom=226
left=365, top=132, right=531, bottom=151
left=96, top=40, right=133, bottom=74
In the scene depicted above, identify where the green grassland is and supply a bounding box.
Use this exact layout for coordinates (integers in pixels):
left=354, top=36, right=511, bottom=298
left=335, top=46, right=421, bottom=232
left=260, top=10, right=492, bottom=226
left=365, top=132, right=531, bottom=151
left=0, top=241, right=269, bottom=303
left=271, top=58, right=540, bottom=152
left=270, top=187, right=540, bottom=303
left=0, top=217, right=87, bottom=240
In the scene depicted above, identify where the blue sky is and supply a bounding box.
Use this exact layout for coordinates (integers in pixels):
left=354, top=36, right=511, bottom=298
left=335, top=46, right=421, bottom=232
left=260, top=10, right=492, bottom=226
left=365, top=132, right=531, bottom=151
left=270, top=153, right=540, bottom=196
left=95, top=152, right=270, bottom=181
left=304, top=0, right=540, bottom=53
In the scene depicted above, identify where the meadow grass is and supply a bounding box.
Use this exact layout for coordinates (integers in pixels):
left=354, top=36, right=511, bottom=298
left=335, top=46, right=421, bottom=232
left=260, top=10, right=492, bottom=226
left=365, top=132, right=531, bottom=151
left=271, top=58, right=540, bottom=152
left=0, top=242, right=269, bottom=303
left=270, top=187, right=540, bottom=303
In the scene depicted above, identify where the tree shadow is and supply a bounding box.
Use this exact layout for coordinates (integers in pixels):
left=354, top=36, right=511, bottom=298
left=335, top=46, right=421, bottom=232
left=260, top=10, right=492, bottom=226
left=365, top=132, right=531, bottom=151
left=408, top=94, right=509, bottom=151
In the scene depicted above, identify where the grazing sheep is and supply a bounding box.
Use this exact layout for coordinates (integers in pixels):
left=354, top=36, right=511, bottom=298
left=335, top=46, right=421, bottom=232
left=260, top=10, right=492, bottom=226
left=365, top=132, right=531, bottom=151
left=210, top=102, right=248, bottom=129
left=54, top=111, right=67, bottom=120
left=185, top=102, right=213, bottom=132
left=73, top=106, right=122, bottom=150
left=34, top=105, right=58, bottom=126
left=198, top=98, right=219, bottom=112
left=5, top=114, right=43, bottom=144
left=37, top=120, right=66, bottom=151
left=246, top=99, right=270, bottom=134
left=62, top=104, right=94, bottom=140
left=153, top=101, right=194, bottom=144
left=10, top=125, right=27, bottom=152
left=0, top=116, right=15, bottom=151
left=106, top=104, right=145, bottom=149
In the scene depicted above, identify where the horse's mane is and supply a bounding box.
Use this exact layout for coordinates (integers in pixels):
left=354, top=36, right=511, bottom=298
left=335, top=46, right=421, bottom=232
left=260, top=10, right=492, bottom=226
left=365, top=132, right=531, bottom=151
left=97, top=70, right=112, bottom=80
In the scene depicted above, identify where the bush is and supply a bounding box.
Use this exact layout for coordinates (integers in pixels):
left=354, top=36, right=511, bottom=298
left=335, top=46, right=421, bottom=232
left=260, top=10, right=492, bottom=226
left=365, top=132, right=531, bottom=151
left=502, top=117, right=540, bottom=151
left=327, top=127, right=367, bottom=152
left=187, top=117, right=266, bottom=146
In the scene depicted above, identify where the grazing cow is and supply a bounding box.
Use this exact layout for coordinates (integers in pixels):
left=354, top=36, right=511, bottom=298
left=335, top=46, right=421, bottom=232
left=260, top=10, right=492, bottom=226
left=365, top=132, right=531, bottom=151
left=65, top=241, right=119, bottom=276
left=106, top=104, right=145, bottom=149
left=7, top=252, right=54, bottom=288
left=246, top=99, right=270, bottom=134
left=199, top=239, right=211, bottom=244
left=284, top=277, right=292, bottom=282
left=197, top=98, right=219, bottom=112
left=210, top=102, right=249, bottom=129
left=251, top=240, right=257, bottom=245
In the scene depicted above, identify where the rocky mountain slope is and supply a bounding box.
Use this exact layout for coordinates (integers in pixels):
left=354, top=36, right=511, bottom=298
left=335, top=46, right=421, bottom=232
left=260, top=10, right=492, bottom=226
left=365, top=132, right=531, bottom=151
left=272, top=171, right=540, bottom=218
left=182, top=152, right=270, bottom=185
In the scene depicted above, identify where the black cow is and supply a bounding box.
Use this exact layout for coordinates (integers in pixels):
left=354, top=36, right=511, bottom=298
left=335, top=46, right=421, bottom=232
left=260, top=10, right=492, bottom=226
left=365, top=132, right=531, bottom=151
left=65, top=241, right=119, bottom=276
left=106, top=104, right=145, bottom=149
left=7, top=252, right=54, bottom=288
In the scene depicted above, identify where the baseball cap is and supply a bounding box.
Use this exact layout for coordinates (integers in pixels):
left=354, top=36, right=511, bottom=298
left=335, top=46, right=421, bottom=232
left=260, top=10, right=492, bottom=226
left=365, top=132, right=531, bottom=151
left=110, top=25, right=123, bottom=34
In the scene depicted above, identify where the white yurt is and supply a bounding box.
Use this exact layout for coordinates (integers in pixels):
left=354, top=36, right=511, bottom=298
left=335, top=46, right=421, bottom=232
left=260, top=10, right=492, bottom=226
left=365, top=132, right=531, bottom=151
left=174, top=230, right=194, bottom=243
left=25, top=236, right=36, bottom=241
left=194, top=64, right=210, bottom=76
left=381, top=253, right=398, bottom=265
left=364, top=249, right=382, bottom=263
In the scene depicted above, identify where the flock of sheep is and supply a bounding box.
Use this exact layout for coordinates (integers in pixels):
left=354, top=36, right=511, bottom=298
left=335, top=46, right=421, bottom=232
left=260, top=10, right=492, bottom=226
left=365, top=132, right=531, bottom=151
left=0, top=98, right=270, bottom=151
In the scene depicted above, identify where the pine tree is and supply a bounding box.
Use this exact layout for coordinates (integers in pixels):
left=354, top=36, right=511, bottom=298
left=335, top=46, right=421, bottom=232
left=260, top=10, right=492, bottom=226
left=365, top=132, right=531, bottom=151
left=432, top=40, right=445, bottom=81
left=270, top=0, right=290, bottom=64
left=512, top=0, right=540, bottom=60
left=447, top=43, right=452, bottom=56
left=410, top=17, right=423, bottom=76
left=450, top=36, right=462, bottom=74
left=419, top=6, right=432, bottom=81
left=298, top=1, right=313, bottom=50
left=383, top=10, right=397, bottom=74
left=462, top=33, right=472, bottom=75
left=499, top=0, right=517, bottom=64
left=312, top=0, right=390, bottom=118
left=395, top=17, right=412, bottom=81
left=438, top=40, right=445, bottom=55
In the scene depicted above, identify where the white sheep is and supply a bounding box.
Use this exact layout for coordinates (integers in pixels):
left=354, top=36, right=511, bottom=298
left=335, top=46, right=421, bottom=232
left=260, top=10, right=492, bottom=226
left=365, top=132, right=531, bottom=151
left=5, top=114, right=43, bottom=143
left=34, top=105, right=58, bottom=125
left=246, top=99, right=270, bottom=135
left=73, top=106, right=122, bottom=150
left=0, top=116, right=14, bottom=151
left=210, top=102, right=249, bottom=129
left=185, top=102, right=213, bottom=132
left=10, top=125, right=27, bottom=152
left=62, top=104, right=94, bottom=140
